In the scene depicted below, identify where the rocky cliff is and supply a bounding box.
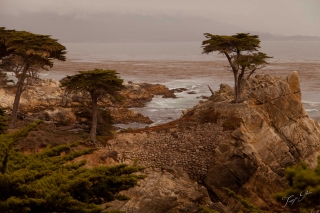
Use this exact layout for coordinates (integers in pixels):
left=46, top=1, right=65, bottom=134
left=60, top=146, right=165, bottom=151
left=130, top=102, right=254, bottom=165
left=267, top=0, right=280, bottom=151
left=90, top=71, right=320, bottom=212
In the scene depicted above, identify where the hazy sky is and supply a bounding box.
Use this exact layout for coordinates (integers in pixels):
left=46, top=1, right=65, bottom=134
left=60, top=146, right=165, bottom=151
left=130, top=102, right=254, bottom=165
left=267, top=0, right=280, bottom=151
left=1, top=0, right=320, bottom=36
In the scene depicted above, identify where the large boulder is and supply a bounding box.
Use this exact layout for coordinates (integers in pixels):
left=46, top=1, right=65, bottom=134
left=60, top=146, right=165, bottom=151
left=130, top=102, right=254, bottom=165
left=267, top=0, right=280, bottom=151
left=106, top=167, right=223, bottom=213
left=119, top=82, right=176, bottom=107
left=200, top=72, right=320, bottom=211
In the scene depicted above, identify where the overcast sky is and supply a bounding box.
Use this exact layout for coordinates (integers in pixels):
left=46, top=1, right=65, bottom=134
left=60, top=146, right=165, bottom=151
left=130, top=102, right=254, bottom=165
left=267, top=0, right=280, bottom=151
left=1, top=0, right=320, bottom=37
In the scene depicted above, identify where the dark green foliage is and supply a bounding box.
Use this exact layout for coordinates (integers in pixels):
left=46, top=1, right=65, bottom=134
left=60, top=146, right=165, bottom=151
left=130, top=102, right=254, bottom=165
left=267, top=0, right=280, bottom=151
left=61, top=69, right=125, bottom=142
left=222, top=116, right=242, bottom=131
left=75, top=107, right=113, bottom=136
left=0, top=27, right=67, bottom=128
left=0, top=108, right=7, bottom=134
left=61, top=69, right=124, bottom=101
left=202, top=33, right=272, bottom=103
left=0, top=121, right=145, bottom=212
left=222, top=187, right=270, bottom=213
left=274, top=158, right=320, bottom=211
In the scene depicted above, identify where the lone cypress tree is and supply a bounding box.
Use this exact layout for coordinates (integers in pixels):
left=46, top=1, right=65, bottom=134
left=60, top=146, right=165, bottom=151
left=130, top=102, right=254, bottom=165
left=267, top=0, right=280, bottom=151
left=202, top=33, right=272, bottom=103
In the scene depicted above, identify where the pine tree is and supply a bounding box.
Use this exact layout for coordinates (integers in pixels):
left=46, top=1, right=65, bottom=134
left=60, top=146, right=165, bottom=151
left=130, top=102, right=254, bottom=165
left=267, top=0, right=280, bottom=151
left=0, top=121, right=144, bottom=213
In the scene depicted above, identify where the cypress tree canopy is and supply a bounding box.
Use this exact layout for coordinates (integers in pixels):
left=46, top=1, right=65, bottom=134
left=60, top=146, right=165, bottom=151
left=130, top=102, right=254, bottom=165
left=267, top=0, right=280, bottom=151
left=202, top=33, right=272, bottom=103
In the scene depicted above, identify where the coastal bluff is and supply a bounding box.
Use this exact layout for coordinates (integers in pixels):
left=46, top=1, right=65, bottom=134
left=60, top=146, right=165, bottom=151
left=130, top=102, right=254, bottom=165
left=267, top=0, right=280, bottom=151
left=81, top=71, right=320, bottom=212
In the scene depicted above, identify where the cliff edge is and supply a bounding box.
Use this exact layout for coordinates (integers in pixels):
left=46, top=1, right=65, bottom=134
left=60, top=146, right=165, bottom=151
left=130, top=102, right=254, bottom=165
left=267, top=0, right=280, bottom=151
left=91, top=71, right=320, bottom=212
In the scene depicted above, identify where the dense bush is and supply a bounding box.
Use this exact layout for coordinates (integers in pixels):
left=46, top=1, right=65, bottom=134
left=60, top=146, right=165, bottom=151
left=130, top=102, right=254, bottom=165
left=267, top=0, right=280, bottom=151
left=274, top=157, right=320, bottom=212
left=0, top=108, right=7, bottom=134
left=0, top=121, right=145, bottom=213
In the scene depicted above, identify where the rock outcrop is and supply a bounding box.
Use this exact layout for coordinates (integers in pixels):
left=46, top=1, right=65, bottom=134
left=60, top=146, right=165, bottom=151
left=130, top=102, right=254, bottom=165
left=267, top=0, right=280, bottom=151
left=0, top=78, right=63, bottom=111
left=106, top=167, right=219, bottom=213
left=92, top=71, right=320, bottom=212
left=195, top=71, right=320, bottom=211
left=109, top=108, right=153, bottom=124
left=119, top=82, right=176, bottom=107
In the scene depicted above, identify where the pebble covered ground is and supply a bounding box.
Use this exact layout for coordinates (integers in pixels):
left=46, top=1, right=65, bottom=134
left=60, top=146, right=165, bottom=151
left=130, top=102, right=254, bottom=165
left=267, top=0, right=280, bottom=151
left=107, top=121, right=230, bottom=181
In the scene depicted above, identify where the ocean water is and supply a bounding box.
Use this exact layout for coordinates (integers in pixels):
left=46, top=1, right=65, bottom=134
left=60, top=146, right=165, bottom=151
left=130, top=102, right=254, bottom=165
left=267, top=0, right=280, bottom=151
left=61, top=41, right=320, bottom=127
left=9, top=41, right=319, bottom=127
left=62, top=41, right=320, bottom=63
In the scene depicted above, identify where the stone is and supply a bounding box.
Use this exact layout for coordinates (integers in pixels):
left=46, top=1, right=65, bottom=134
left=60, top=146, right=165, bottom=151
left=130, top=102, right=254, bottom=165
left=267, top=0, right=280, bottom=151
left=43, top=108, right=76, bottom=126
left=106, top=167, right=214, bottom=213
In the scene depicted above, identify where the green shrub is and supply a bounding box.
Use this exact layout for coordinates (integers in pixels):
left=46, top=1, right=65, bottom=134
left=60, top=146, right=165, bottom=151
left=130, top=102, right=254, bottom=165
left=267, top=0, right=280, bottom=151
left=222, top=187, right=270, bottom=213
left=0, top=121, right=145, bottom=213
left=0, top=108, right=7, bottom=134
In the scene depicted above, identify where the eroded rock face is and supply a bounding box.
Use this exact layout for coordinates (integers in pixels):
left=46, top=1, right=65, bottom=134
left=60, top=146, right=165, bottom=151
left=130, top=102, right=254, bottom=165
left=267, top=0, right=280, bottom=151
left=201, top=72, right=320, bottom=211
left=106, top=167, right=218, bottom=213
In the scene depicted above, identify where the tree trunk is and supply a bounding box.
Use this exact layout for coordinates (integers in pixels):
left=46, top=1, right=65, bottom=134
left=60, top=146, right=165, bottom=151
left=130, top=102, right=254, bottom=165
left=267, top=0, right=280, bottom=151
left=236, top=69, right=245, bottom=103
left=90, top=94, right=98, bottom=142
left=9, top=64, right=29, bottom=128
left=233, top=72, right=239, bottom=103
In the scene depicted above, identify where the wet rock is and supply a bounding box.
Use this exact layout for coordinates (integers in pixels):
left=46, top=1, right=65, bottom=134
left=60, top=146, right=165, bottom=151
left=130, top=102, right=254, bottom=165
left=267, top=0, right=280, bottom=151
left=187, top=91, right=197, bottom=94
left=173, top=88, right=188, bottom=93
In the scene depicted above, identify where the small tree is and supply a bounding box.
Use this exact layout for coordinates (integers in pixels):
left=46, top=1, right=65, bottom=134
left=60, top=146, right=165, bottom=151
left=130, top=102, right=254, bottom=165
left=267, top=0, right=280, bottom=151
left=202, top=33, right=272, bottom=103
left=0, top=121, right=144, bottom=212
left=61, top=69, right=124, bottom=142
left=274, top=158, right=320, bottom=212
left=0, top=28, right=66, bottom=128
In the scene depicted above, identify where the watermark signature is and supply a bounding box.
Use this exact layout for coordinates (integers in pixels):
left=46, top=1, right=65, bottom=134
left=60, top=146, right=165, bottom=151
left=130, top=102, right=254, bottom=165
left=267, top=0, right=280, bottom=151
left=282, top=190, right=312, bottom=207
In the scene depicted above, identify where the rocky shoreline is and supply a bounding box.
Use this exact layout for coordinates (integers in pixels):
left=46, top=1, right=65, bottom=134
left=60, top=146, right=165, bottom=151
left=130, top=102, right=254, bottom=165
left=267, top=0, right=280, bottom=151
left=74, top=71, right=320, bottom=212
left=0, top=78, right=185, bottom=130
left=3, top=71, right=320, bottom=212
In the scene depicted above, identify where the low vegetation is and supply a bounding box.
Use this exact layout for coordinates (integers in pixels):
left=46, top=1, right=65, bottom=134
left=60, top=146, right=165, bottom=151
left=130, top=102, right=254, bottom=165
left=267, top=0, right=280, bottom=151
left=0, top=121, right=145, bottom=213
left=274, top=157, right=320, bottom=212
